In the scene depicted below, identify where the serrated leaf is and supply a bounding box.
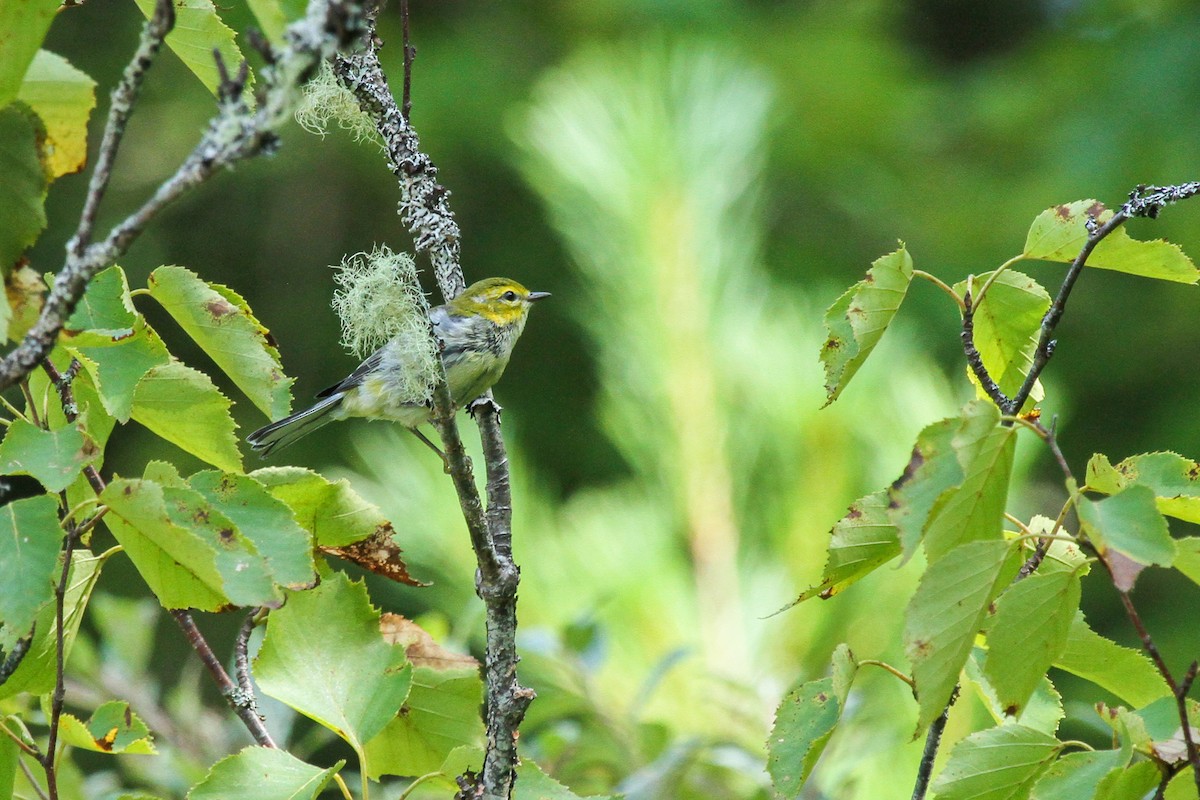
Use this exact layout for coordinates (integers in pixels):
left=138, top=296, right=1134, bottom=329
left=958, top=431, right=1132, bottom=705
left=1077, top=485, right=1175, bottom=589
left=1094, top=760, right=1161, bottom=800
left=1165, top=767, right=1198, bottom=800
left=1030, top=748, right=1128, bottom=800
left=820, top=245, right=913, bottom=405
left=363, top=667, right=484, bottom=777
left=0, top=105, right=47, bottom=275
left=889, top=416, right=963, bottom=559
left=0, top=548, right=103, bottom=700
left=906, top=539, right=1019, bottom=733
left=966, top=651, right=1064, bottom=735
left=0, top=417, right=98, bottom=493
left=63, top=265, right=136, bottom=335
left=766, top=644, right=857, bottom=797
left=931, top=724, right=1062, bottom=800
left=0, top=0, right=59, bottom=107
left=1024, top=200, right=1199, bottom=284
left=514, top=760, right=616, bottom=800
left=0, top=495, right=64, bottom=652
left=58, top=701, right=155, bottom=754
left=148, top=266, right=293, bottom=419
left=255, top=573, right=413, bottom=759
left=187, top=747, right=342, bottom=800
left=984, top=569, right=1082, bottom=717
left=923, top=401, right=1016, bottom=562
left=1087, top=451, right=1200, bottom=524
left=957, top=269, right=1050, bottom=403
left=789, top=491, right=899, bottom=606
left=243, top=0, right=307, bottom=46
left=131, top=0, right=252, bottom=99
left=131, top=361, right=242, bottom=472
left=1053, top=613, right=1169, bottom=707
left=1175, top=537, right=1200, bottom=589
left=101, top=478, right=234, bottom=611
left=6, top=263, right=45, bottom=342
left=17, top=50, right=96, bottom=178
left=68, top=321, right=173, bottom=422
left=250, top=466, right=421, bottom=584
left=186, top=470, right=315, bottom=591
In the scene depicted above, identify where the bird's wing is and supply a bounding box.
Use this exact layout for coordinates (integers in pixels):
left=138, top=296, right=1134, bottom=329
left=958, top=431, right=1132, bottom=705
left=315, top=348, right=385, bottom=398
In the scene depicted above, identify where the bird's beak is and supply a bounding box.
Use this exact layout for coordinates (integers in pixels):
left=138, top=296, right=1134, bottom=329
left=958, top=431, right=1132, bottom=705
left=527, top=291, right=552, bottom=302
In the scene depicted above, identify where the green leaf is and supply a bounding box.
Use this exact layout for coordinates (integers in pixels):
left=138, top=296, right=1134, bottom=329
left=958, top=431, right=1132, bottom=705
left=905, top=539, right=1018, bottom=733
left=766, top=644, right=857, bottom=797
left=889, top=416, right=964, bottom=559
left=1086, top=451, right=1200, bottom=524
left=820, top=245, right=913, bottom=405
left=17, top=50, right=97, bottom=178
left=1053, top=613, right=1169, bottom=708
left=789, top=491, right=899, bottom=606
left=131, top=0, right=252, bottom=98
left=984, top=569, right=1082, bottom=718
left=957, top=269, right=1050, bottom=403
left=0, top=417, right=98, bottom=493
left=187, top=747, right=342, bottom=800
left=6, top=263, right=46, bottom=342
left=0, top=733, right=14, bottom=800
left=131, top=361, right=242, bottom=472
left=58, top=701, right=156, bottom=754
left=1094, top=760, right=1161, bottom=800
left=244, top=0, right=307, bottom=45
left=148, top=266, right=293, bottom=419
left=0, top=0, right=59, bottom=108
left=1024, top=199, right=1199, bottom=284
left=0, top=105, right=47, bottom=274
left=1165, top=767, right=1199, bottom=800
left=255, top=573, right=413, bottom=761
left=365, top=669, right=484, bottom=778
left=931, top=724, right=1063, bottom=800
left=514, top=761, right=616, bottom=800
left=101, top=477, right=279, bottom=611
left=1175, top=537, right=1200, bottom=589
left=966, top=651, right=1064, bottom=736
left=186, top=470, right=315, bottom=591
left=0, top=495, right=64, bottom=652
left=0, top=548, right=104, bottom=700
left=922, top=401, right=1016, bottom=562
left=1077, top=485, right=1175, bottom=590
left=250, top=466, right=393, bottom=548
left=69, top=321, right=173, bottom=422
left=63, top=265, right=137, bottom=335
left=1029, top=748, right=1128, bottom=800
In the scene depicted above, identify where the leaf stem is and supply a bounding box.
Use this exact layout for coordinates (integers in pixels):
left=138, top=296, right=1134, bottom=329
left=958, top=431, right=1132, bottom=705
left=858, top=660, right=915, bottom=688
left=912, top=270, right=964, bottom=311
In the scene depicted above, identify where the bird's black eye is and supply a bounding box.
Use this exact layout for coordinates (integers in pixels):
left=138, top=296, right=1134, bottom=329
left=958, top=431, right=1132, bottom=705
left=501, top=290, right=518, bottom=302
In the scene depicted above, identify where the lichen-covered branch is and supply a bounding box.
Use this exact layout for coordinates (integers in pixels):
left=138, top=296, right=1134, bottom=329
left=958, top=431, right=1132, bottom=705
left=334, top=9, right=533, bottom=797
left=0, top=0, right=368, bottom=392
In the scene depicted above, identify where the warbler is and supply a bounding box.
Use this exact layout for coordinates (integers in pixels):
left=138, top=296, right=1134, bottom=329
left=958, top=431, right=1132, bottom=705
left=247, top=277, right=550, bottom=459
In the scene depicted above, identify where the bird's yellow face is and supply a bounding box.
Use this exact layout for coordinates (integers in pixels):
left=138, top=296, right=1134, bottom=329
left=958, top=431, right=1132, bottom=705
left=449, top=278, right=551, bottom=326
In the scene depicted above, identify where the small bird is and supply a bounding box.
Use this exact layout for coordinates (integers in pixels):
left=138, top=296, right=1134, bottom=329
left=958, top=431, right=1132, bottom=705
left=247, top=277, right=550, bottom=459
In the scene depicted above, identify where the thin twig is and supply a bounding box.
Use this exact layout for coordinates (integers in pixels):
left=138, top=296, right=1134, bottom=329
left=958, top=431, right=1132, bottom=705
left=961, top=288, right=1009, bottom=409
left=0, top=627, right=35, bottom=688
left=42, top=524, right=82, bottom=800
left=912, top=686, right=958, bottom=800
left=169, top=610, right=278, bottom=748
left=0, top=0, right=367, bottom=392
left=70, top=0, right=175, bottom=258
left=1116, top=590, right=1200, bottom=795
left=19, top=755, right=50, bottom=800
left=400, top=0, right=414, bottom=121
left=334, top=9, right=533, bottom=796
left=235, top=609, right=260, bottom=700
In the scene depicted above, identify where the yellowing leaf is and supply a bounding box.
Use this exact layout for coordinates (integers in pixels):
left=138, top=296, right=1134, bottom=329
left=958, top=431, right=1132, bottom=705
left=132, top=0, right=252, bottom=98
left=1024, top=200, right=1199, bottom=284
left=17, top=50, right=97, bottom=178
left=131, top=361, right=242, bottom=472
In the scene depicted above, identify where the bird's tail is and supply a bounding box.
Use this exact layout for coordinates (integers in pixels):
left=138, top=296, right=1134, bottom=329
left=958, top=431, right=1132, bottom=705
left=247, top=393, right=344, bottom=457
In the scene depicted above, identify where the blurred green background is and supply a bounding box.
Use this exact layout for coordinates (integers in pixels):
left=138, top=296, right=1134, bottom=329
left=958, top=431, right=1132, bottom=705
left=28, top=0, right=1200, bottom=796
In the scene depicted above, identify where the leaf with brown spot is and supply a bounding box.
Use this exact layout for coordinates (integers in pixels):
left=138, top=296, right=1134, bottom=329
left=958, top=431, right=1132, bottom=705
left=820, top=245, right=914, bottom=405
left=1025, top=199, right=1199, bottom=284
left=58, top=701, right=156, bottom=755
left=147, top=265, right=293, bottom=418
left=379, top=613, right=477, bottom=670
left=320, top=524, right=425, bottom=587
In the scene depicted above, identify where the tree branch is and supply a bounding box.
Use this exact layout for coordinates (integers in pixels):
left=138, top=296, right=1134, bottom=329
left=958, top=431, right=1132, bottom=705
left=334, top=10, right=533, bottom=797
left=912, top=686, right=958, bottom=800
left=0, top=0, right=368, bottom=393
